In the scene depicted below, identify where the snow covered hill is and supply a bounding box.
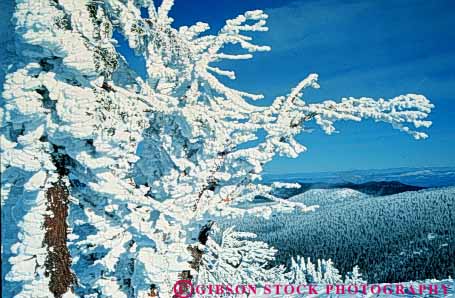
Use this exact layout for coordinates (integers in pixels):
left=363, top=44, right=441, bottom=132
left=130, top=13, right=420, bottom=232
left=221, top=187, right=455, bottom=283
left=288, top=188, right=368, bottom=207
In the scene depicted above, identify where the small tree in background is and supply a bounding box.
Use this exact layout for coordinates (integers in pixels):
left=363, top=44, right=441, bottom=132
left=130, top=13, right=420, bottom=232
left=1, top=0, right=432, bottom=297
left=345, top=265, right=367, bottom=284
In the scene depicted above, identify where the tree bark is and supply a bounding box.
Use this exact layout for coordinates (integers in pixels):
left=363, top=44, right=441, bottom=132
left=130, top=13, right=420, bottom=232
left=43, top=180, right=75, bottom=298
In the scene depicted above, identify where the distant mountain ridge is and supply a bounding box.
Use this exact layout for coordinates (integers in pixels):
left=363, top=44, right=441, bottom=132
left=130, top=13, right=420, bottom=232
left=264, top=166, right=455, bottom=187
left=271, top=180, right=425, bottom=199
left=332, top=181, right=424, bottom=196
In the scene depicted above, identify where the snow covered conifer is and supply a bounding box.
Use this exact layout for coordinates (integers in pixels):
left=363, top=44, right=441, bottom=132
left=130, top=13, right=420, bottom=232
left=321, top=259, right=343, bottom=284
left=288, top=256, right=354, bottom=285
left=197, top=225, right=285, bottom=285
left=288, top=256, right=308, bottom=284
left=345, top=265, right=367, bottom=284
left=1, top=0, right=432, bottom=297
left=305, top=258, right=319, bottom=283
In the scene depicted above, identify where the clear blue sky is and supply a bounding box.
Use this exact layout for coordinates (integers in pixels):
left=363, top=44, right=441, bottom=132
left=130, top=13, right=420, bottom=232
left=126, top=0, right=455, bottom=174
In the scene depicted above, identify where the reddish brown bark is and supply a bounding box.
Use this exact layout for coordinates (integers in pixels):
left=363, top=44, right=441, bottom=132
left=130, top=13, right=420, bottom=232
left=43, top=180, right=75, bottom=298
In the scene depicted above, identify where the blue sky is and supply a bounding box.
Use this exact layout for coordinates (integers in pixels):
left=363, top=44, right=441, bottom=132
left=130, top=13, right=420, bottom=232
left=126, top=0, right=455, bottom=174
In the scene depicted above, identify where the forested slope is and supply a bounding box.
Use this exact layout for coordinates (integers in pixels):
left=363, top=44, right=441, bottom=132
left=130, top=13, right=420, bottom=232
left=222, top=187, right=455, bottom=283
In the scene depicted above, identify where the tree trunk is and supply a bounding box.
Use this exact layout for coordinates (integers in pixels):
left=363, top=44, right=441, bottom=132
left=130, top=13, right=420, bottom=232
left=43, top=180, right=75, bottom=298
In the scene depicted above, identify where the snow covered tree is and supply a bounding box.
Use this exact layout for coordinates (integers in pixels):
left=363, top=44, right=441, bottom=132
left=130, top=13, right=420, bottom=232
left=345, top=265, right=367, bottom=284
left=287, top=256, right=355, bottom=285
left=197, top=225, right=286, bottom=285
left=321, top=259, right=343, bottom=284
left=288, top=256, right=308, bottom=284
left=1, top=0, right=432, bottom=297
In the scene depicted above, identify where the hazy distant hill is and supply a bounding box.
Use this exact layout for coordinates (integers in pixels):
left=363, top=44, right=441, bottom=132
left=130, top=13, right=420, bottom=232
left=222, top=187, right=455, bottom=283
left=264, top=167, right=455, bottom=187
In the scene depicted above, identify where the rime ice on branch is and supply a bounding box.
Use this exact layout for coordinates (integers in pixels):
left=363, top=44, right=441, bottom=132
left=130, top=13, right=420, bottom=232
left=1, top=0, right=433, bottom=297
